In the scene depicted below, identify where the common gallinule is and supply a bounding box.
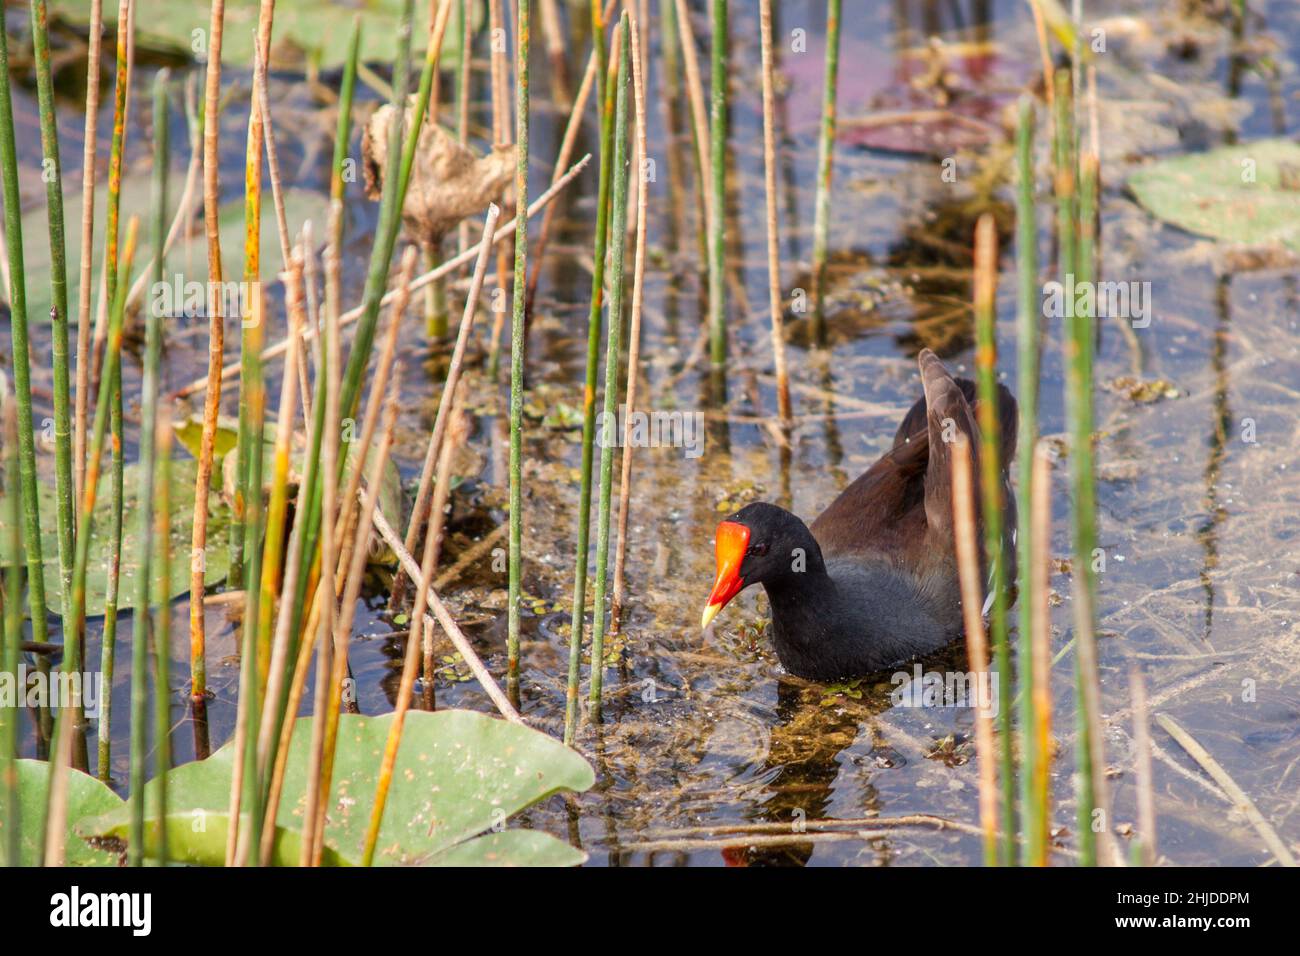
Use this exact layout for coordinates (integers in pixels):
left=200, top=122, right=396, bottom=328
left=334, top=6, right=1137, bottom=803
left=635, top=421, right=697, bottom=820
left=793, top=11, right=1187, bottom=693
left=700, top=349, right=1017, bottom=681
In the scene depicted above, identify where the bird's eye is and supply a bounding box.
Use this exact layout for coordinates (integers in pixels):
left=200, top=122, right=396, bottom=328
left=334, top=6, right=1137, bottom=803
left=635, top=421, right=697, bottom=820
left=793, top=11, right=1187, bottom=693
left=747, top=542, right=769, bottom=557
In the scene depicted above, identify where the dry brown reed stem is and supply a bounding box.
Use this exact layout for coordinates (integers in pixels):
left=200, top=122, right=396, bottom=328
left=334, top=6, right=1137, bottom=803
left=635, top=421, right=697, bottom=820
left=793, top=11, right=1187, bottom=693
left=295, top=224, right=315, bottom=424
left=191, top=0, right=226, bottom=702
left=639, top=813, right=988, bottom=841
left=1129, top=666, right=1156, bottom=866
left=223, top=292, right=264, bottom=867
left=254, top=44, right=294, bottom=272
left=485, top=0, right=512, bottom=372
left=334, top=245, right=417, bottom=585
left=173, top=156, right=590, bottom=398
left=758, top=0, right=791, bottom=422
left=1158, top=714, right=1297, bottom=866
left=421, top=383, right=464, bottom=698
left=1086, top=63, right=1099, bottom=159
left=524, top=35, right=598, bottom=311
left=422, top=389, right=467, bottom=580
left=456, top=0, right=471, bottom=260
left=609, top=10, right=647, bottom=635
left=539, top=0, right=568, bottom=107
left=86, top=0, right=136, bottom=386
left=41, top=681, right=76, bottom=864
left=253, top=251, right=306, bottom=782
left=392, top=204, right=500, bottom=602
left=1029, top=440, right=1053, bottom=866
left=261, top=588, right=323, bottom=858
left=73, top=0, right=105, bottom=503
left=364, top=471, right=451, bottom=863
left=301, top=239, right=344, bottom=867
left=1027, top=0, right=1055, bottom=117
left=253, top=34, right=318, bottom=428
left=370, top=505, right=523, bottom=724
left=672, top=0, right=712, bottom=234
left=434, top=521, right=507, bottom=590
left=949, top=432, right=998, bottom=867
left=426, top=0, right=456, bottom=117
left=307, top=369, right=404, bottom=865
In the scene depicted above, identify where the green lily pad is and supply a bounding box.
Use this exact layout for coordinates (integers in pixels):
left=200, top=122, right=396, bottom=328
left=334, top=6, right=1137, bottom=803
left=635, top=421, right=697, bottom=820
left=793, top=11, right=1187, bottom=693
left=52, top=0, right=469, bottom=70
left=82, top=710, right=594, bottom=866
left=16, top=173, right=329, bottom=337
left=1128, top=138, right=1300, bottom=249
left=427, top=829, right=587, bottom=867
left=193, top=416, right=406, bottom=564
left=174, top=414, right=241, bottom=463
left=0, top=457, right=231, bottom=617
left=90, top=811, right=349, bottom=867
left=10, top=759, right=124, bottom=866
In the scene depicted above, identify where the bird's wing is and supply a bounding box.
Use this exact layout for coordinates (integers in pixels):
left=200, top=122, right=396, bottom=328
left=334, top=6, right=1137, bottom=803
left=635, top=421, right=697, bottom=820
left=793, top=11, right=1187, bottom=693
left=918, top=348, right=980, bottom=538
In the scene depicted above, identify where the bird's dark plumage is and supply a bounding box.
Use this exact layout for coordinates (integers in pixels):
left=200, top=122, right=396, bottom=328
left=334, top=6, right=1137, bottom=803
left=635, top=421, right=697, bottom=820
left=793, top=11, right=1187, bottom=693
left=704, top=349, right=1017, bottom=681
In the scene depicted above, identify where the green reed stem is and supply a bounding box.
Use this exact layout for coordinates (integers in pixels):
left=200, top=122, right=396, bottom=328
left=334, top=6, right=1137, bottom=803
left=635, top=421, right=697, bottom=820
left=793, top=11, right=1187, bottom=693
left=29, top=1, right=76, bottom=651
left=1051, top=67, right=1098, bottom=867
left=272, top=18, right=359, bottom=688
left=94, top=5, right=132, bottom=783
left=232, top=11, right=272, bottom=597
left=332, top=19, right=361, bottom=203
left=588, top=14, right=630, bottom=717
left=151, top=417, right=172, bottom=865
left=809, top=0, right=841, bottom=343
left=0, top=2, right=51, bottom=649
left=425, top=243, right=448, bottom=339
left=102, top=332, right=125, bottom=719
left=129, top=72, right=170, bottom=866
left=565, top=2, right=615, bottom=745
left=1077, top=153, right=1098, bottom=290
left=1053, top=70, right=1077, bottom=294
left=189, top=0, right=226, bottom=706
left=239, top=288, right=267, bottom=862
left=1013, top=96, right=1038, bottom=867
left=287, top=0, right=415, bottom=639
left=507, top=0, right=531, bottom=697
left=1, top=387, right=22, bottom=867
left=78, top=220, right=135, bottom=786
left=706, top=0, right=728, bottom=366
left=1066, top=112, right=1107, bottom=871
left=972, top=213, right=1010, bottom=867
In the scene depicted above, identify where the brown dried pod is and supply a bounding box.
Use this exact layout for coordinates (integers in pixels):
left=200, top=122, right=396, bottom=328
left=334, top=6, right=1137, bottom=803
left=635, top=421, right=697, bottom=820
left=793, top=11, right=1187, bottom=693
left=362, top=98, right=515, bottom=247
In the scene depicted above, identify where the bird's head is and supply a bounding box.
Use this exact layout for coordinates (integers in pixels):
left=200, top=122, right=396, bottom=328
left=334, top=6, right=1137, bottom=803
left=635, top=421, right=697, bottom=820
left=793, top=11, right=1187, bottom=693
left=700, top=502, right=816, bottom=629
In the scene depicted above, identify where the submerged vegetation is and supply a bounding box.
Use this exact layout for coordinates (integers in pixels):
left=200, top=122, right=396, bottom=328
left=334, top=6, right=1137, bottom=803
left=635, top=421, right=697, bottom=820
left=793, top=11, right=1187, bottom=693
left=0, top=0, right=1296, bottom=870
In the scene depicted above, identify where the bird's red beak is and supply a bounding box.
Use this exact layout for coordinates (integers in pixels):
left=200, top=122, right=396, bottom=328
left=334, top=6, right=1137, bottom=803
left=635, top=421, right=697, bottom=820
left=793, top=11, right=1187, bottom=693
left=701, top=521, right=749, bottom=629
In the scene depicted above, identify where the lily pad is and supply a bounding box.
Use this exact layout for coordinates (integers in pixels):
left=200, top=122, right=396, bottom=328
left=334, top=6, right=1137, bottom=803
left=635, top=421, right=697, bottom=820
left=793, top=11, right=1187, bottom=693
left=10, top=759, right=123, bottom=866
left=191, top=416, right=406, bottom=564
left=0, top=458, right=231, bottom=617
left=52, top=0, right=470, bottom=70
left=15, top=173, right=329, bottom=336
left=82, top=710, right=594, bottom=866
left=1128, top=139, right=1300, bottom=250
left=90, top=812, right=349, bottom=867
left=427, top=829, right=586, bottom=867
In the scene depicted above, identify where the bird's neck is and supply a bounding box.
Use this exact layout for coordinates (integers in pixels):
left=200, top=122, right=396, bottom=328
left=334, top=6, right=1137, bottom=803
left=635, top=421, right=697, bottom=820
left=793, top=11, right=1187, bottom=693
left=758, top=533, right=834, bottom=633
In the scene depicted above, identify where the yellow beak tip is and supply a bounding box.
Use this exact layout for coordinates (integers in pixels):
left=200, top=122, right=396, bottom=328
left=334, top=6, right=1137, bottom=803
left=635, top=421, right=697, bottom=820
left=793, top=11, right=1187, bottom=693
left=701, top=603, right=722, bottom=630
